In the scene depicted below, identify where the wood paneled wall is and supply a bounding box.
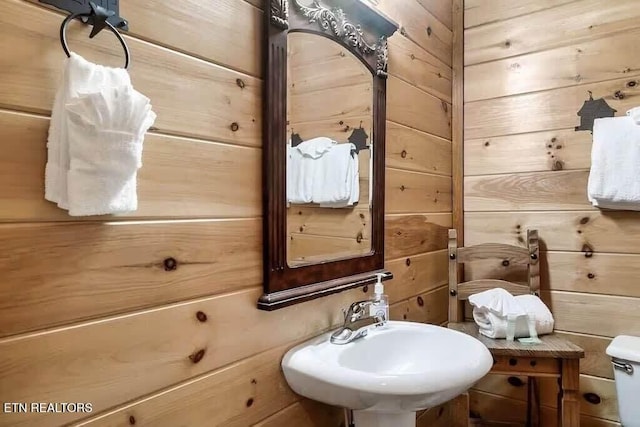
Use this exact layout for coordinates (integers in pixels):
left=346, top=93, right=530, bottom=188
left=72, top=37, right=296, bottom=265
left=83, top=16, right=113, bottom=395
left=0, top=0, right=453, bottom=426
left=463, top=1, right=639, bottom=425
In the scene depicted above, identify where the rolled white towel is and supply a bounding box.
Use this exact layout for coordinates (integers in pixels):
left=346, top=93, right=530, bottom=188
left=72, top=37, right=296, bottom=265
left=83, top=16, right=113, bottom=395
left=469, top=288, right=554, bottom=339
left=627, top=106, right=640, bottom=125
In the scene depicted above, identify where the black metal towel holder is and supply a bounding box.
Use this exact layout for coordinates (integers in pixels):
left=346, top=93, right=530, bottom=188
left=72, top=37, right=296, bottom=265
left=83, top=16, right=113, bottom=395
left=44, top=0, right=130, bottom=69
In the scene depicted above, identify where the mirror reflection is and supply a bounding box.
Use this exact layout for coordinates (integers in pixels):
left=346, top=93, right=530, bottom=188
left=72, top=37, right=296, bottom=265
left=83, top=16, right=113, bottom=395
left=286, top=31, right=374, bottom=267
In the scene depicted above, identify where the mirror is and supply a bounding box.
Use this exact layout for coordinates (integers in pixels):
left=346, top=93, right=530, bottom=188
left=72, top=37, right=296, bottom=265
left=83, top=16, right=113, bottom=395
left=260, top=0, right=398, bottom=310
left=286, top=31, right=373, bottom=266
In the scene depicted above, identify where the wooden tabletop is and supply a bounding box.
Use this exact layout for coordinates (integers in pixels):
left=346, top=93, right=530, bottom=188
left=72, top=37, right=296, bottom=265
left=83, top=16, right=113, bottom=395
left=449, top=322, right=584, bottom=359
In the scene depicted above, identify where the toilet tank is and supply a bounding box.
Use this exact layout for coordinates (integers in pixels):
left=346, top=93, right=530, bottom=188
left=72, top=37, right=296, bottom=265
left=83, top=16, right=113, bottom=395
left=606, top=335, right=640, bottom=427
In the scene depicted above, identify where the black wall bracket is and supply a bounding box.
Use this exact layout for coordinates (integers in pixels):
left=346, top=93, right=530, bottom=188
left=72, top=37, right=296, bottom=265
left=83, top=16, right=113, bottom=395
left=39, top=0, right=128, bottom=31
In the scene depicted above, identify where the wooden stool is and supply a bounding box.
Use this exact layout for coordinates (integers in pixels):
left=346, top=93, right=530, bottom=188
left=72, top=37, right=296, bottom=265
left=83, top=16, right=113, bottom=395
left=447, top=229, right=584, bottom=426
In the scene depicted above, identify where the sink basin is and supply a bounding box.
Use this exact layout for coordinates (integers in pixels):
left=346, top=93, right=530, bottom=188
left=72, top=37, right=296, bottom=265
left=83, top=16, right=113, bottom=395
left=282, top=321, right=492, bottom=427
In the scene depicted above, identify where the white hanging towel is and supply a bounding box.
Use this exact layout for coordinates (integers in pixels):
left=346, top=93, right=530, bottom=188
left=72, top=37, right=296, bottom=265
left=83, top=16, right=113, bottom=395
left=313, top=142, right=359, bottom=206
left=286, top=137, right=333, bottom=204
left=627, top=106, right=640, bottom=124
left=468, top=288, right=554, bottom=339
left=45, top=52, right=155, bottom=216
left=65, top=85, right=156, bottom=216
left=588, top=116, right=640, bottom=210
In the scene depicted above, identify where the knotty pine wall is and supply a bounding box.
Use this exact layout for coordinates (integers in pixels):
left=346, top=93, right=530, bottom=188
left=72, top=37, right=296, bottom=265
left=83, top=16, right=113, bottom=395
left=0, top=0, right=453, bottom=426
left=462, top=1, right=640, bottom=426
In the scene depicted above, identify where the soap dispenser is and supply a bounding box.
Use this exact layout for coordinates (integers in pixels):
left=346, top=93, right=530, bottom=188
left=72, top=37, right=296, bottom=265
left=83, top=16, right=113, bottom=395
left=370, top=273, right=389, bottom=321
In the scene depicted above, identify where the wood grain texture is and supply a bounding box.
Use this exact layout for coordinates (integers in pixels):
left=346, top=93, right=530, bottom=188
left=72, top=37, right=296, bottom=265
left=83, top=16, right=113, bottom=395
left=385, top=249, right=448, bottom=303
left=449, top=322, right=583, bottom=358
left=252, top=400, right=344, bottom=427
left=544, top=290, right=640, bottom=338
left=385, top=213, right=452, bottom=259
left=0, top=219, right=261, bottom=337
left=0, top=0, right=261, bottom=146
left=121, top=0, right=263, bottom=76
left=416, top=0, right=453, bottom=30
left=0, top=110, right=261, bottom=221
left=388, top=32, right=452, bottom=103
left=464, top=129, right=592, bottom=176
left=452, top=0, right=464, bottom=247
left=390, top=285, right=449, bottom=324
left=464, top=0, right=576, bottom=29
left=465, top=211, right=640, bottom=254
left=465, top=0, right=640, bottom=66
left=377, top=0, right=453, bottom=66
left=465, top=170, right=591, bottom=211
left=465, top=75, right=640, bottom=139
left=466, top=27, right=640, bottom=101
left=388, top=75, right=452, bottom=139
left=0, top=286, right=364, bottom=427
left=386, top=168, right=452, bottom=213
left=76, top=343, right=297, bottom=427
left=386, top=121, right=452, bottom=176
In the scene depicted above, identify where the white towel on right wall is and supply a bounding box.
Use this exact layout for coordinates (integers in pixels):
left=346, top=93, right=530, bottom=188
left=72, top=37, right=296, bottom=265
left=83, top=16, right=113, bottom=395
left=587, top=116, right=640, bottom=210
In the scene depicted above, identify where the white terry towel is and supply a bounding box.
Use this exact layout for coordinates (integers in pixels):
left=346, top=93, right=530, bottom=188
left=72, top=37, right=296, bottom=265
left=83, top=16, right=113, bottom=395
left=587, top=116, right=640, bottom=210
left=65, top=85, right=156, bottom=216
left=46, top=52, right=131, bottom=209
left=286, top=137, right=333, bottom=204
left=627, top=106, right=640, bottom=124
left=469, top=288, right=554, bottom=339
left=313, top=142, right=359, bottom=206
left=45, top=53, right=155, bottom=216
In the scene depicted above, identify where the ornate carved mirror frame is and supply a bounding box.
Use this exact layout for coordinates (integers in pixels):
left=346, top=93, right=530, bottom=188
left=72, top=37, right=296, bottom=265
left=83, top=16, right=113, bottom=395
left=259, top=0, right=399, bottom=310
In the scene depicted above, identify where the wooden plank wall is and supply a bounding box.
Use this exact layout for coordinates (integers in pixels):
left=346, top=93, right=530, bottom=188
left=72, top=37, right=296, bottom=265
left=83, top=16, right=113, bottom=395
left=0, top=0, right=453, bottom=426
left=462, top=1, right=640, bottom=425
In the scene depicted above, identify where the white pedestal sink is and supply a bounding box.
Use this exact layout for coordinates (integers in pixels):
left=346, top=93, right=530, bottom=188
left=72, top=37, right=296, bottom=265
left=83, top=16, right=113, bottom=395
left=282, top=321, right=492, bottom=427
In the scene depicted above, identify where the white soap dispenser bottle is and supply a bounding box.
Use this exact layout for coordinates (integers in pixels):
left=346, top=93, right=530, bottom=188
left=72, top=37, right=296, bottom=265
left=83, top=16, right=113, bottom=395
left=370, top=273, right=389, bottom=321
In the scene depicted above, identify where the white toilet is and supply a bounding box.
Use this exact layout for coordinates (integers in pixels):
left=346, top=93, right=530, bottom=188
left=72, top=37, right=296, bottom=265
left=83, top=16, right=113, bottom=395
left=606, top=335, right=640, bottom=427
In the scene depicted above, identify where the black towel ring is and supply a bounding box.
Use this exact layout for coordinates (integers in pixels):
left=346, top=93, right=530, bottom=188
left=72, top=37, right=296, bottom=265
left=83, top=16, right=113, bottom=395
left=59, top=3, right=130, bottom=69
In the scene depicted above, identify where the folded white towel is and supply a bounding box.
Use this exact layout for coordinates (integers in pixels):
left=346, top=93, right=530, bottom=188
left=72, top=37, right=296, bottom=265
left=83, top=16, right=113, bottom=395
left=588, top=116, right=640, bottom=210
left=627, top=106, right=640, bottom=124
left=469, top=288, right=554, bottom=339
left=46, top=52, right=131, bottom=209
left=65, top=85, right=156, bottom=216
left=313, top=142, right=359, bottom=205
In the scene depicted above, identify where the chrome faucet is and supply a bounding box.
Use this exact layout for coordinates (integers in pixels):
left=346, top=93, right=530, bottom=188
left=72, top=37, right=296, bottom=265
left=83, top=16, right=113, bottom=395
left=330, top=300, right=386, bottom=345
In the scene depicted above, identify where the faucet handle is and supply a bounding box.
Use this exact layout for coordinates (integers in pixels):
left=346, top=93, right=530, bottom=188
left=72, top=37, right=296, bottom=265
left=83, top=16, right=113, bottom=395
left=345, top=300, right=370, bottom=320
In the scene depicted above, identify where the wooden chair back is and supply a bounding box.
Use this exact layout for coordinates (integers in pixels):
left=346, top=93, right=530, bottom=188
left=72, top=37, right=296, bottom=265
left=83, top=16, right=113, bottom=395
left=448, top=229, right=540, bottom=323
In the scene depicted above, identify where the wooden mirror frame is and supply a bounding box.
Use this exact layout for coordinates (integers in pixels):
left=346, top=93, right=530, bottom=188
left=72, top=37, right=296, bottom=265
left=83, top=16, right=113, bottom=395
left=259, top=0, right=399, bottom=310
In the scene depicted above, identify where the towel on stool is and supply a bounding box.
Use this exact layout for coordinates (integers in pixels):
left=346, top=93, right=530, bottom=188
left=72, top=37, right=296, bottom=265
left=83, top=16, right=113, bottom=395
left=588, top=116, right=640, bottom=210
left=469, top=288, right=554, bottom=339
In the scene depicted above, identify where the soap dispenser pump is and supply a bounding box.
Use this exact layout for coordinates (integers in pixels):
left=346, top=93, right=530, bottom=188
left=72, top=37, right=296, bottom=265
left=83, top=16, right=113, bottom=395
left=370, top=273, right=389, bottom=321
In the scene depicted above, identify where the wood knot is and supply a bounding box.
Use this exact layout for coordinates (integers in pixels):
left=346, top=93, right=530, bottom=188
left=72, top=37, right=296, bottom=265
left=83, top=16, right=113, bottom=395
left=502, top=259, right=510, bottom=267
left=587, top=273, right=595, bottom=279
left=614, top=90, right=625, bottom=100
left=163, top=257, right=177, bottom=271
left=246, top=398, right=254, bottom=407
left=356, top=232, right=363, bottom=243
left=582, top=244, right=594, bottom=257
left=551, top=137, right=557, bottom=143
left=230, top=122, right=240, bottom=132
left=580, top=217, right=590, bottom=225
left=363, top=285, right=368, bottom=293
left=189, top=348, right=206, bottom=364
left=196, top=311, right=207, bottom=322
left=400, top=27, right=407, bottom=36
left=417, top=296, right=424, bottom=306
left=400, top=185, right=406, bottom=191
left=484, top=141, right=490, bottom=147
left=400, top=149, right=407, bottom=158
left=552, top=160, right=564, bottom=171
left=236, top=78, right=245, bottom=89
left=627, top=80, right=637, bottom=88
left=426, top=26, right=432, bottom=36
left=410, top=53, right=415, bottom=60
left=441, top=101, right=448, bottom=113
left=507, top=377, right=524, bottom=387
left=129, top=415, right=136, bottom=425
left=583, top=392, right=601, bottom=405
left=406, top=258, right=411, bottom=266
left=504, top=40, right=511, bottom=48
